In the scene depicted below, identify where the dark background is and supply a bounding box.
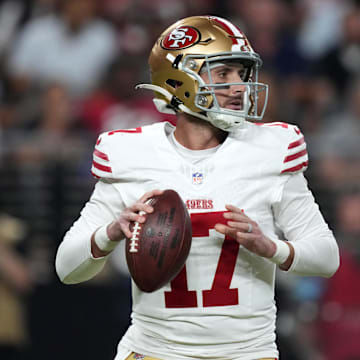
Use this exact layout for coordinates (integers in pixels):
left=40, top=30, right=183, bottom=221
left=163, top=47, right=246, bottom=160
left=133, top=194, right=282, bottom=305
left=1, top=1, right=360, bottom=359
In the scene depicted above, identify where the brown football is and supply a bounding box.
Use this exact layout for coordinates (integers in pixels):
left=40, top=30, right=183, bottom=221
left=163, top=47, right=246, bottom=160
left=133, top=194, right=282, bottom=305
left=126, top=189, right=192, bottom=292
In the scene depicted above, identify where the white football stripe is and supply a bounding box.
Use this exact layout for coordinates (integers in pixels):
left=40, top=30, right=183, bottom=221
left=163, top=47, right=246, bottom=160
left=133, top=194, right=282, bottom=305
left=215, top=16, right=243, bottom=39
left=287, top=142, right=307, bottom=156
left=93, top=154, right=111, bottom=166
left=283, top=154, right=308, bottom=169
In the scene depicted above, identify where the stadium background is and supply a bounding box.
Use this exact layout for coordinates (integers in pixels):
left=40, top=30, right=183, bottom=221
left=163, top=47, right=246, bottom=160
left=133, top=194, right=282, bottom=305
left=0, top=0, right=359, bottom=359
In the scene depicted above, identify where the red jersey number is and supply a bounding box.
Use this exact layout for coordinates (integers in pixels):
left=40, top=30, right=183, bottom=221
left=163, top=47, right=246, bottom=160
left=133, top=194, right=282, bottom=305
left=164, top=212, right=240, bottom=308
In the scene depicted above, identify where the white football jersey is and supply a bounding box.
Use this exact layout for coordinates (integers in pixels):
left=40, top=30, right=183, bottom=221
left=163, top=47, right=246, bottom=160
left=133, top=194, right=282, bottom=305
left=92, top=121, right=299, bottom=359
left=56, top=121, right=339, bottom=360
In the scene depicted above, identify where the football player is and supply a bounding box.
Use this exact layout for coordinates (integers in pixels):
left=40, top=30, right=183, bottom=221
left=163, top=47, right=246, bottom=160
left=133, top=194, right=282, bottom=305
left=55, top=16, right=339, bottom=360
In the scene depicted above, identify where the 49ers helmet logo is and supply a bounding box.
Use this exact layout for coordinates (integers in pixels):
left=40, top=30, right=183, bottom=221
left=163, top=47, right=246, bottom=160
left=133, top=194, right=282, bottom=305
left=161, top=26, right=200, bottom=50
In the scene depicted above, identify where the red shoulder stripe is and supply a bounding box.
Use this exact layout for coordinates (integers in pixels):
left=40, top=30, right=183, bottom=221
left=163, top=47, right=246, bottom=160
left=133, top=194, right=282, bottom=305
left=93, top=149, right=109, bottom=161
left=92, top=161, right=112, bottom=173
left=91, top=170, right=100, bottom=179
left=281, top=161, right=308, bottom=173
left=284, top=149, right=307, bottom=163
left=288, top=136, right=305, bottom=149
left=108, top=127, right=142, bottom=135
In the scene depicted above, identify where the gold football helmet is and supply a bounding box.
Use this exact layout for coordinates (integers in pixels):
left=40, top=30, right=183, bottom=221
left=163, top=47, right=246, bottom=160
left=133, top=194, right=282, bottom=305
left=136, top=15, right=268, bottom=131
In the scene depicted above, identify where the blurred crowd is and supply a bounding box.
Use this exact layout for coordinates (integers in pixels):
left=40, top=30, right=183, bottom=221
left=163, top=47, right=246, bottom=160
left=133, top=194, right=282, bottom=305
left=0, top=0, right=359, bottom=359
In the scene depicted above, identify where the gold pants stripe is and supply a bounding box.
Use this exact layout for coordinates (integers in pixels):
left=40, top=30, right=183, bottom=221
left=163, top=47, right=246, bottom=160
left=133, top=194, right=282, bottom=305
left=126, top=353, right=276, bottom=360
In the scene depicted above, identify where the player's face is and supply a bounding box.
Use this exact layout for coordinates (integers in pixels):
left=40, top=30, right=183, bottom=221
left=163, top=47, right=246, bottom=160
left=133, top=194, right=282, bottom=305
left=200, top=63, right=248, bottom=111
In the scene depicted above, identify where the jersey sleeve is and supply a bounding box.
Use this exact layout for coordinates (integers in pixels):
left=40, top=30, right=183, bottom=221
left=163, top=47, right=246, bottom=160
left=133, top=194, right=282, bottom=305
left=280, top=125, right=308, bottom=175
left=273, top=173, right=339, bottom=277
left=91, top=133, right=115, bottom=179
left=55, top=180, right=126, bottom=284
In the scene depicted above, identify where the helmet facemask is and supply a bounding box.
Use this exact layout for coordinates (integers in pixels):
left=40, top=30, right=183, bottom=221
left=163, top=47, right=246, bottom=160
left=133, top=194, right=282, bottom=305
left=182, top=53, right=268, bottom=131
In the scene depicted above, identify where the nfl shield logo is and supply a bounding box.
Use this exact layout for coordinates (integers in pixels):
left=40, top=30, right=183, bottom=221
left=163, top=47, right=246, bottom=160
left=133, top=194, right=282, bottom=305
left=133, top=354, right=145, bottom=360
left=192, top=172, right=203, bottom=185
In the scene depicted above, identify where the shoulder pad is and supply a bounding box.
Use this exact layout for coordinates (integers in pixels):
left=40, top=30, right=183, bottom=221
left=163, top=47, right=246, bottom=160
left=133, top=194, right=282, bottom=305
left=91, top=127, right=143, bottom=179
left=253, top=122, right=308, bottom=175
left=280, top=124, right=308, bottom=174
left=91, top=133, right=114, bottom=179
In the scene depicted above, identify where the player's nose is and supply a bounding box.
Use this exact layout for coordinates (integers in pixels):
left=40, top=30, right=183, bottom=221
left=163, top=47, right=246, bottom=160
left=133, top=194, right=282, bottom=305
left=228, top=73, right=246, bottom=94
left=229, top=82, right=246, bottom=95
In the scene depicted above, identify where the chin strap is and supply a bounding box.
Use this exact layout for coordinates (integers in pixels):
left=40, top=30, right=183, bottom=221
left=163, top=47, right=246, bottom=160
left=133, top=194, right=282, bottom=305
left=207, top=112, right=245, bottom=131
left=135, top=83, right=244, bottom=132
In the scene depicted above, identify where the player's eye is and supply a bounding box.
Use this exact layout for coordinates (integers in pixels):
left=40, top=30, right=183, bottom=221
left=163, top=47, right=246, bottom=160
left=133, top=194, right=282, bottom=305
left=215, top=70, right=227, bottom=79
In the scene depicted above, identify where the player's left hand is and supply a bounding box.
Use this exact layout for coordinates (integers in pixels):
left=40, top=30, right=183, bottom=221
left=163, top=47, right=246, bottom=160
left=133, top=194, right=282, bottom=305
left=214, top=204, right=276, bottom=258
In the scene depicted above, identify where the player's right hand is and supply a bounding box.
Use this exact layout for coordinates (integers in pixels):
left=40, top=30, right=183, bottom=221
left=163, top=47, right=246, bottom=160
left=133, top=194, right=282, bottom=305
left=107, top=189, right=164, bottom=241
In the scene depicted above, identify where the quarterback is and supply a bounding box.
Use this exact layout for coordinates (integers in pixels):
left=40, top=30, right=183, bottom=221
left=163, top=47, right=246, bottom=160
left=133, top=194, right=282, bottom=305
left=55, top=16, right=339, bottom=360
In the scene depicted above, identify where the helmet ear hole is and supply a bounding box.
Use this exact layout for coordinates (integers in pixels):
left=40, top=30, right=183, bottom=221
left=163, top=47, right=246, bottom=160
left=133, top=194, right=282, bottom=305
left=166, top=79, right=183, bottom=89
left=185, top=91, right=190, bottom=98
